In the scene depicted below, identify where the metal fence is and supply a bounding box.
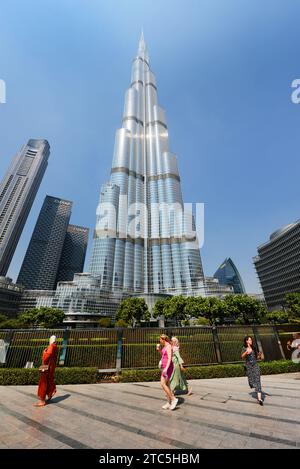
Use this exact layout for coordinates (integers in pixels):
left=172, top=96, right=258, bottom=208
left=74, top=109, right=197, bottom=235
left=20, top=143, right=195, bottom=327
left=0, top=324, right=299, bottom=371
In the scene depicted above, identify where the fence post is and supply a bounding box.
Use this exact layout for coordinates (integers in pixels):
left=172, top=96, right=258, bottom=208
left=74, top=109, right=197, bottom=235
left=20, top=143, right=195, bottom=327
left=212, top=326, right=222, bottom=363
left=116, top=328, right=123, bottom=372
left=1, top=330, right=14, bottom=367
left=273, top=325, right=286, bottom=359
left=59, top=329, right=70, bottom=366
left=252, top=325, right=264, bottom=357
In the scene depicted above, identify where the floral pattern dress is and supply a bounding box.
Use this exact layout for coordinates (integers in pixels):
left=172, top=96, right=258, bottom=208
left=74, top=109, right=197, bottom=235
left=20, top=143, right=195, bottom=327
left=242, top=346, right=262, bottom=393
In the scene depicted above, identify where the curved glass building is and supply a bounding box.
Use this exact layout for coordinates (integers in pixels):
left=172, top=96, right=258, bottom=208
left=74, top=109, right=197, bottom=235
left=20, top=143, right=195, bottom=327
left=214, top=257, right=246, bottom=294
left=90, top=34, right=204, bottom=296
left=254, top=220, right=300, bottom=309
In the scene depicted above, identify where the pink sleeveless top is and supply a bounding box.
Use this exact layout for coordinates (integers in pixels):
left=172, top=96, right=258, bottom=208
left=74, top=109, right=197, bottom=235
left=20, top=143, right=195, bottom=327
left=161, top=345, right=174, bottom=379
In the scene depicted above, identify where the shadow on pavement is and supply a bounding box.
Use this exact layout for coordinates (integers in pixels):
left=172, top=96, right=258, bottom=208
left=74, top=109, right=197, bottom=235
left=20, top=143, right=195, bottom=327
left=249, top=391, right=268, bottom=402
left=47, top=394, right=71, bottom=404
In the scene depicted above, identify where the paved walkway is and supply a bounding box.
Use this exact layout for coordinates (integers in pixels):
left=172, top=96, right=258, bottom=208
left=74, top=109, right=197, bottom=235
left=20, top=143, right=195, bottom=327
left=0, top=373, right=299, bottom=449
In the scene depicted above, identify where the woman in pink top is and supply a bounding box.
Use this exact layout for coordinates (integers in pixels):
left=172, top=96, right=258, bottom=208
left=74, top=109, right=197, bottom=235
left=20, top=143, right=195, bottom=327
left=156, top=334, right=178, bottom=410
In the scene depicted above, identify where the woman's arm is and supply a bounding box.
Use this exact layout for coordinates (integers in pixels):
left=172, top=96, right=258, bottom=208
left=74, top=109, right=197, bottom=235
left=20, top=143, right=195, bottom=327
left=256, top=350, right=264, bottom=360
left=241, top=347, right=250, bottom=360
left=42, top=343, right=56, bottom=364
left=176, top=351, right=185, bottom=366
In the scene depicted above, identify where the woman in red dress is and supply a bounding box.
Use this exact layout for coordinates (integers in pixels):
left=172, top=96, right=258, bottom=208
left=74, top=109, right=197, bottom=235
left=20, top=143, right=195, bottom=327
left=34, top=335, right=58, bottom=407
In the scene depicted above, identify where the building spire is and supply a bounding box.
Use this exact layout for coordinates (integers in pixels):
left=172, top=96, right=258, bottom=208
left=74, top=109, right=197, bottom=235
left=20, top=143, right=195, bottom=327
left=138, top=29, right=147, bottom=54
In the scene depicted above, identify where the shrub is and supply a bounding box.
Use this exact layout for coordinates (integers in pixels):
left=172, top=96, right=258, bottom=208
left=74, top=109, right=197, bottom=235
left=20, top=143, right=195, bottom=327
left=98, top=318, right=113, bottom=328
left=0, top=368, right=39, bottom=385
left=115, top=319, right=129, bottom=328
left=119, top=360, right=300, bottom=383
left=266, top=311, right=289, bottom=324
left=0, top=360, right=299, bottom=386
left=64, top=344, right=117, bottom=368
left=197, top=317, right=210, bottom=326
left=0, top=367, right=98, bottom=386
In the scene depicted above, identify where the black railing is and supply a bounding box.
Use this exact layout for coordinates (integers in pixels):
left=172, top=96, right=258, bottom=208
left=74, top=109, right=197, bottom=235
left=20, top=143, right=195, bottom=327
left=0, top=324, right=298, bottom=370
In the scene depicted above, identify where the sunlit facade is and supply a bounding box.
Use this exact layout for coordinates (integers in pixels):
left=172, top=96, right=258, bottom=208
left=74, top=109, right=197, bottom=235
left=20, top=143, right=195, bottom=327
left=0, top=139, right=50, bottom=276
left=19, top=273, right=121, bottom=326
left=254, top=220, right=300, bottom=309
left=90, top=34, right=205, bottom=296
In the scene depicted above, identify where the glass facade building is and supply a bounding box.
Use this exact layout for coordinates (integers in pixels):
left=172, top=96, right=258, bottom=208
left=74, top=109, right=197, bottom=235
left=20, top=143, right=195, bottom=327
left=89, top=34, right=205, bottom=296
left=17, top=195, right=73, bottom=290
left=19, top=273, right=121, bottom=327
left=56, top=224, right=89, bottom=286
left=214, top=258, right=246, bottom=294
left=0, top=276, right=24, bottom=318
left=0, top=139, right=50, bottom=276
left=254, top=220, right=300, bottom=310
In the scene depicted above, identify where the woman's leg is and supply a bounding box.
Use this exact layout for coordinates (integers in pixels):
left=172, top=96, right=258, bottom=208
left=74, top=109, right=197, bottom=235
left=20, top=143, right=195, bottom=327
left=160, top=376, right=173, bottom=402
left=254, top=366, right=263, bottom=403
left=34, top=374, right=47, bottom=406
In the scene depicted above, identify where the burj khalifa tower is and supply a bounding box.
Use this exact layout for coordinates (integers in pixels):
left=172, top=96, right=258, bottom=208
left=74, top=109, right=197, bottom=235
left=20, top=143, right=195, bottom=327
left=90, top=33, right=205, bottom=296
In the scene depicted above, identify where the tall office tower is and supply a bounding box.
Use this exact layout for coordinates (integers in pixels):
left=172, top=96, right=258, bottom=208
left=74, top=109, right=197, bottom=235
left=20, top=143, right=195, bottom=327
left=254, top=220, right=300, bottom=310
left=0, top=139, right=50, bottom=276
left=17, top=195, right=72, bottom=290
left=56, top=224, right=89, bottom=285
left=90, top=34, right=204, bottom=295
left=214, top=258, right=246, bottom=294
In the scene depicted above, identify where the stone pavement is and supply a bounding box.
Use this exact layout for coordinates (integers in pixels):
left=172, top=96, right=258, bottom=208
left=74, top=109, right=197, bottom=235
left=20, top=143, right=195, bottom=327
left=0, top=373, right=299, bottom=449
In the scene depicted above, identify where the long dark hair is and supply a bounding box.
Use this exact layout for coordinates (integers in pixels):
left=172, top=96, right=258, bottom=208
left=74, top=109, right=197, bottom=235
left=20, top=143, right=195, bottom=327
left=243, top=336, right=258, bottom=354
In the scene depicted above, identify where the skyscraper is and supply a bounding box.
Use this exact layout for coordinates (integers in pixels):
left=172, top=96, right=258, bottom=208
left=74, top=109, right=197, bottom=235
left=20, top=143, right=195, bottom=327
left=214, top=257, right=246, bottom=294
left=254, top=220, right=300, bottom=309
left=56, top=224, right=89, bottom=285
left=17, top=195, right=72, bottom=290
left=90, top=34, right=204, bottom=295
left=0, top=139, right=50, bottom=276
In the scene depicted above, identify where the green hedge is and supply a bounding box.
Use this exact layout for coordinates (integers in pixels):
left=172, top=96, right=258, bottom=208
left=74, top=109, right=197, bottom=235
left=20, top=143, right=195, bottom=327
left=121, top=342, right=218, bottom=368
left=119, top=360, right=300, bottom=383
left=0, top=367, right=98, bottom=386
left=0, top=360, right=299, bottom=386
left=64, top=345, right=117, bottom=368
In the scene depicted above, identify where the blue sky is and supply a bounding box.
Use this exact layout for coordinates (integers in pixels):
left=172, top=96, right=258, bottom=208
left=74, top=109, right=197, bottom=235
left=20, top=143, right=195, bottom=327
left=0, top=0, right=299, bottom=293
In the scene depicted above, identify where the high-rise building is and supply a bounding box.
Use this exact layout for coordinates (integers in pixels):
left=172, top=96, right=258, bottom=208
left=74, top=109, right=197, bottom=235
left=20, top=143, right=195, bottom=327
left=17, top=195, right=72, bottom=290
left=19, top=273, right=121, bottom=327
left=56, top=224, right=89, bottom=285
left=254, top=220, right=300, bottom=310
left=0, top=139, right=50, bottom=276
left=89, top=33, right=204, bottom=296
left=214, top=257, right=246, bottom=294
left=0, top=276, right=24, bottom=318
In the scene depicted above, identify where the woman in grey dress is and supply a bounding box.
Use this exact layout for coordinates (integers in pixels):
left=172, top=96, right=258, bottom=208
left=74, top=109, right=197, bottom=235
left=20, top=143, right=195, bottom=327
left=241, top=336, right=264, bottom=406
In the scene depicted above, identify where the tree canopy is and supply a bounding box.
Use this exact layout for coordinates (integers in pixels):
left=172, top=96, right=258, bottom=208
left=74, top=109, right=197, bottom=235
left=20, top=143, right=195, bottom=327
left=152, top=294, right=268, bottom=326
left=98, top=317, right=113, bottom=328
left=18, top=307, right=65, bottom=328
left=223, top=295, right=266, bottom=324
left=116, top=298, right=150, bottom=326
left=285, top=293, right=300, bottom=319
